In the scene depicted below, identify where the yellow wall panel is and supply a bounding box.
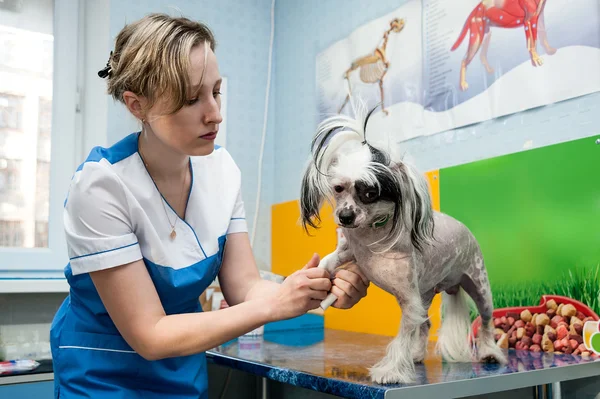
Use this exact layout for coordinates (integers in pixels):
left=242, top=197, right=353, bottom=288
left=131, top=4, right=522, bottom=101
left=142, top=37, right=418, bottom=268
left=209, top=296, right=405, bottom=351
left=271, top=170, right=441, bottom=339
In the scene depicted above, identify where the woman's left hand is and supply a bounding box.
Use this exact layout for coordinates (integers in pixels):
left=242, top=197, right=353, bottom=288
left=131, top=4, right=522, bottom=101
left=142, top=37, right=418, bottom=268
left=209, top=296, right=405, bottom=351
left=330, top=263, right=370, bottom=309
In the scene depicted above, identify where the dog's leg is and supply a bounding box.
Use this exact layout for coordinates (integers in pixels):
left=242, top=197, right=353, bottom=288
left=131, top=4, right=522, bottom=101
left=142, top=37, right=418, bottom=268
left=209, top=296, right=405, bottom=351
left=538, top=12, right=556, bottom=55
left=459, top=17, right=484, bottom=91
left=435, top=285, right=474, bottom=362
left=412, top=289, right=435, bottom=363
left=480, top=28, right=494, bottom=74
left=521, top=0, right=543, bottom=66
left=369, top=276, right=427, bottom=384
left=460, top=257, right=508, bottom=365
left=318, top=235, right=355, bottom=309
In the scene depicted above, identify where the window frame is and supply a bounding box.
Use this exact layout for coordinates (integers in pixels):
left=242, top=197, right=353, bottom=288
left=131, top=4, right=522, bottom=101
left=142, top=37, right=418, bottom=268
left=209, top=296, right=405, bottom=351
left=0, top=0, right=80, bottom=280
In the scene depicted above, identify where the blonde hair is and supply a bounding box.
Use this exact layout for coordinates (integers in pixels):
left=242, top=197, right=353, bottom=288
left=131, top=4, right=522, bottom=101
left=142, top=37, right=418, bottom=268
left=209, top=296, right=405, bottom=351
left=103, top=13, right=216, bottom=115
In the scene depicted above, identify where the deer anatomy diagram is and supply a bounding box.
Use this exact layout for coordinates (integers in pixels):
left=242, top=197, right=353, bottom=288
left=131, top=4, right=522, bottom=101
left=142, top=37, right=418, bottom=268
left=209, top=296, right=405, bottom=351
left=451, top=0, right=556, bottom=91
left=338, top=18, right=405, bottom=116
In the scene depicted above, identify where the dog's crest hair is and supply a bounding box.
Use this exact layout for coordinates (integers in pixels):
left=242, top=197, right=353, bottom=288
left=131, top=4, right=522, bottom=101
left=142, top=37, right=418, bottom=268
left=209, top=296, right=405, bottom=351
left=300, top=99, right=435, bottom=252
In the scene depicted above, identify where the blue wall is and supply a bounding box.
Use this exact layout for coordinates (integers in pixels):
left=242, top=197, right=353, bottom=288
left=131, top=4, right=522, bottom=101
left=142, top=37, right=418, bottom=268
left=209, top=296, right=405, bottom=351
left=106, top=0, right=276, bottom=268
left=273, top=0, right=600, bottom=204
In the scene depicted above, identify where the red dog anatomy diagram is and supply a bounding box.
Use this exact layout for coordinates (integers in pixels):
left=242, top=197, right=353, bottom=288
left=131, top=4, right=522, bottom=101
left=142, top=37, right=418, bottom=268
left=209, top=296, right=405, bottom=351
left=451, top=0, right=555, bottom=91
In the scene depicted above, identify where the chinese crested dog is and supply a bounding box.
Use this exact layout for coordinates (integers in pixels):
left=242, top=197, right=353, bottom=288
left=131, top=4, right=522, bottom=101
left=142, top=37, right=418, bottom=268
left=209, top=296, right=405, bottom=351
left=299, top=104, right=507, bottom=384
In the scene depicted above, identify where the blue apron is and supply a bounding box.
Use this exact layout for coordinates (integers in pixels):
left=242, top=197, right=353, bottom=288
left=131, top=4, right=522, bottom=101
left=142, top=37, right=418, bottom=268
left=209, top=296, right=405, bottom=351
left=50, top=235, right=227, bottom=399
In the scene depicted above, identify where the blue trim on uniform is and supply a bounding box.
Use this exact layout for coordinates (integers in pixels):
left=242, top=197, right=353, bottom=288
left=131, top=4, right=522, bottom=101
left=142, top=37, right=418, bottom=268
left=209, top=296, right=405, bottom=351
left=69, top=242, right=139, bottom=261
left=181, top=219, right=207, bottom=258
left=214, top=145, right=221, bottom=150
left=65, top=132, right=140, bottom=208
left=76, top=132, right=140, bottom=172
left=230, top=217, right=245, bottom=220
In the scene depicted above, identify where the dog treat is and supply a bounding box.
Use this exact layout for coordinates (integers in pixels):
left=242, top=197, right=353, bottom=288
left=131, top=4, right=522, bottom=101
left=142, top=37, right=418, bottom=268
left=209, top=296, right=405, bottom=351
left=556, top=303, right=564, bottom=316
left=544, top=324, right=556, bottom=334
left=541, top=334, right=554, bottom=352
left=582, top=351, right=591, bottom=358
left=536, top=324, right=545, bottom=336
left=576, top=311, right=586, bottom=320
left=546, top=308, right=556, bottom=318
left=569, top=339, right=579, bottom=350
left=553, top=339, right=563, bottom=351
left=536, top=313, right=550, bottom=327
left=514, top=319, right=526, bottom=329
left=531, top=314, right=538, bottom=326
left=517, top=327, right=525, bottom=339
left=524, top=322, right=536, bottom=337
left=547, top=331, right=557, bottom=342
left=556, top=325, right=569, bottom=340
left=551, top=315, right=565, bottom=328
left=509, top=336, right=517, bottom=347
left=546, top=299, right=558, bottom=310
left=574, top=324, right=583, bottom=336
left=532, top=333, right=543, bottom=345
left=530, top=344, right=542, bottom=352
left=520, top=309, right=533, bottom=322
left=569, top=334, right=583, bottom=345
left=515, top=341, right=528, bottom=351
left=561, top=304, right=577, bottom=318
left=570, top=316, right=583, bottom=327
left=521, top=336, right=533, bottom=347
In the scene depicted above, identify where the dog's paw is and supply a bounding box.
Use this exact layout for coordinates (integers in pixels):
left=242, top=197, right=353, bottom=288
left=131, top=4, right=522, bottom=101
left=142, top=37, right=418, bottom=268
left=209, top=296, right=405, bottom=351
left=369, top=364, right=415, bottom=385
left=411, top=341, right=427, bottom=363
left=477, top=343, right=508, bottom=365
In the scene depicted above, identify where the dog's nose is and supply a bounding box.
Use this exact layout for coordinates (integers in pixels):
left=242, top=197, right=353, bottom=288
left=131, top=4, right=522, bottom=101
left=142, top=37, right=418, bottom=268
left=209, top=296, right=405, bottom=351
left=338, top=209, right=355, bottom=226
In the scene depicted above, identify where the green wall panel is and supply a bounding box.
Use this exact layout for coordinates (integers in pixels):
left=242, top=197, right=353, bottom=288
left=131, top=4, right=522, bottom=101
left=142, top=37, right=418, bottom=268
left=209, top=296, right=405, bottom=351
left=439, top=136, right=600, bottom=314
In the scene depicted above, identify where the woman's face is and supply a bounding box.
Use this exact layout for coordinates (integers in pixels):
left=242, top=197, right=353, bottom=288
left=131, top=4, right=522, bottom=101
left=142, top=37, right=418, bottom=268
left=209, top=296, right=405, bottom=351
left=145, top=43, right=223, bottom=157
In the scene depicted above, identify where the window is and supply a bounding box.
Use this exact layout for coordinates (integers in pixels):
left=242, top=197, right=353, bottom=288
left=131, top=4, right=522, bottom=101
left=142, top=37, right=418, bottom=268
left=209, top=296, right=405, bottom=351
left=0, top=0, right=79, bottom=276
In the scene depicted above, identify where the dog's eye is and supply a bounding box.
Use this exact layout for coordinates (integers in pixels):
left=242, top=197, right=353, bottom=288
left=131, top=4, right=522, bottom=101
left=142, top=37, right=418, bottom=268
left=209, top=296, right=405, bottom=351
left=334, top=185, right=344, bottom=193
left=359, top=189, right=379, bottom=203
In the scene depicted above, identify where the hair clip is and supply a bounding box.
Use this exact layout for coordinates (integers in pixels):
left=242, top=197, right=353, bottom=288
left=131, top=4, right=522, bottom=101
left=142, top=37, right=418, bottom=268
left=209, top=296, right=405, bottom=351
left=97, top=51, right=113, bottom=78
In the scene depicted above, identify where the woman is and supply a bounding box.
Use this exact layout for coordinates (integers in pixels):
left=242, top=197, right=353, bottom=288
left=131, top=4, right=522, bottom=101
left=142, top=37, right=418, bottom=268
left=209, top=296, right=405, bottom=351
left=50, top=13, right=369, bottom=398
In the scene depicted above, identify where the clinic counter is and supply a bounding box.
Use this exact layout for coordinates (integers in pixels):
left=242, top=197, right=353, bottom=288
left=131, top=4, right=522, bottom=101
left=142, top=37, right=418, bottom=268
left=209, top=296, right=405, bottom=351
left=2, top=329, right=600, bottom=398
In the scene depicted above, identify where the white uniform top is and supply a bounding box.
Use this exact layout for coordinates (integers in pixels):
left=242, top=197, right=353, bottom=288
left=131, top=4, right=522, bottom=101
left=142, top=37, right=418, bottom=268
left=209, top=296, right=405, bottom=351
left=63, top=132, right=247, bottom=275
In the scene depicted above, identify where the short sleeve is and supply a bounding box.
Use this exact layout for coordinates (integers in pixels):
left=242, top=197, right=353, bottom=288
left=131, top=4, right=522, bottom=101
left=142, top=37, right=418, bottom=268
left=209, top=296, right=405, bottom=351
left=227, top=186, right=248, bottom=234
left=64, top=162, right=142, bottom=275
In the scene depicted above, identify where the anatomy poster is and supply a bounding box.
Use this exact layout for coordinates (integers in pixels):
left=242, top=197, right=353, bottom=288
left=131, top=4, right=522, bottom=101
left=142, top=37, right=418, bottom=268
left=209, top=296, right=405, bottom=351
left=316, top=0, right=600, bottom=142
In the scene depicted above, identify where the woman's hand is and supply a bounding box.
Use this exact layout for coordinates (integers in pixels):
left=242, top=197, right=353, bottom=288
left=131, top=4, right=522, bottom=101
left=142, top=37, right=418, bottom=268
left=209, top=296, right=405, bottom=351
left=268, top=254, right=332, bottom=321
left=330, top=263, right=370, bottom=309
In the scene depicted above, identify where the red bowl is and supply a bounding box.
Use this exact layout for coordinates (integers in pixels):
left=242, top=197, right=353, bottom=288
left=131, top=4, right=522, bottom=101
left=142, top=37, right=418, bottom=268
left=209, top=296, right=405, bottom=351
left=472, top=294, right=600, bottom=338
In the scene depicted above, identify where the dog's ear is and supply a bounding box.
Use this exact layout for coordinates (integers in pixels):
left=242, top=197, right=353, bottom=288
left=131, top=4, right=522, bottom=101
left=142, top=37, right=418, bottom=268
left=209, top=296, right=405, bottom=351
left=393, top=161, right=435, bottom=252
left=299, top=160, right=328, bottom=234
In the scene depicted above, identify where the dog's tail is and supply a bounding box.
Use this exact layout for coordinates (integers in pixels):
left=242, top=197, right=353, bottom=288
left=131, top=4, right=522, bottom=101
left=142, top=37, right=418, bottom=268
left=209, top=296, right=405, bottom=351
left=435, top=288, right=475, bottom=362
left=450, top=5, right=479, bottom=51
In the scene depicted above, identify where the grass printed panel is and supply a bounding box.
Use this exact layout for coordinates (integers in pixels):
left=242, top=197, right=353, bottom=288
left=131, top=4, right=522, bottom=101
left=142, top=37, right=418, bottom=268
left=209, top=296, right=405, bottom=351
left=439, top=136, right=600, bottom=315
